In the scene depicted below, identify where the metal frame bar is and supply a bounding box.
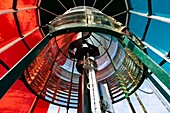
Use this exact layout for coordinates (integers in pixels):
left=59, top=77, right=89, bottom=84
left=130, top=10, right=170, bottom=24
left=101, top=0, right=113, bottom=12
left=141, top=18, right=151, bottom=41
left=73, top=0, right=76, bottom=7
left=124, top=0, right=129, bottom=10
left=0, top=27, right=39, bottom=53
left=0, top=33, right=52, bottom=98
left=0, top=6, right=37, bottom=15
left=142, top=41, right=170, bottom=63
left=147, top=0, right=152, bottom=16
left=93, top=0, right=97, bottom=7
left=57, top=0, right=67, bottom=10
left=0, top=60, right=10, bottom=70
left=39, top=7, right=58, bottom=16
left=112, top=10, right=127, bottom=18
left=134, top=92, right=147, bottom=113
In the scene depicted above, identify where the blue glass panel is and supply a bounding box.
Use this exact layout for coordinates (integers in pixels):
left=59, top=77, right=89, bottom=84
left=152, top=0, right=170, bottom=18
left=146, top=48, right=162, bottom=64
left=145, top=19, right=170, bottom=53
left=129, top=13, right=148, bottom=39
left=129, top=0, right=148, bottom=13
left=162, top=62, right=170, bottom=74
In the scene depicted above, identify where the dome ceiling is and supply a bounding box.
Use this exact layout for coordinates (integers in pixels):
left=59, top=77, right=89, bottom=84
left=40, top=0, right=127, bottom=34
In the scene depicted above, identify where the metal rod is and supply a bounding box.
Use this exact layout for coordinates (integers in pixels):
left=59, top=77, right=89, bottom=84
left=0, top=33, right=53, bottom=98
left=93, top=0, right=97, bottom=7
left=73, top=0, right=76, bottom=7
left=142, top=41, right=170, bottom=63
left=125, top=12, right=129, bottom=27
left=126, top=96, right=136, bottom=113
left=130, top=10, right=170, bottom=24
left=124, top=0, right=129, bottom=10
left=58, top=0, right=67, bottom=10
left=40, top=7, right=58, bottom=16
left=101, top=0, right=113, bottom=12
left=134, top=92, right=147, bottom=113
left=0, top=6, right=37, bottom=15
left=112, top=10, right=127, bottom=18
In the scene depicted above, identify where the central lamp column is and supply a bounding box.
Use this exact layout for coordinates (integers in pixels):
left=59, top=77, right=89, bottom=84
left=75, top=46, right=101, bottom=113
left=85, top=57, right=101, bottom=113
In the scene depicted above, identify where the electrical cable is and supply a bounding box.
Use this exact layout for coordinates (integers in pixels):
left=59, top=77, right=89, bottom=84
left=138, top=88, right=153, bottom=94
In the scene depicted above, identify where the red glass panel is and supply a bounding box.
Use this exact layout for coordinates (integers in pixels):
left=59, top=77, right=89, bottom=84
left=0, top=80, right=36, bottom=113
left=0, top=13, right=20, bottom=48
left=0, top=40, right=28, bottom=68
left=33, top=99, right=50, bottom=113
left=0, top=0, right=13, bottom=10
left=24, top=29, right=43, bottom=49
left=0, top=64, right=7, bottom=78
left=17, top=9, right=38, bottom=35
left=17, top=0, right=38, bottom=8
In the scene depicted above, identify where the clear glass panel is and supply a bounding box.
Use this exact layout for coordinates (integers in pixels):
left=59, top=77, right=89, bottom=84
left=47, top=104, right=59, bottom=113
left=136, top=80, right=169, bottom=113
left=129, top=13, right=148, bottom=39
left=68, top=108, right=77, bottom=113
left=129, top=93, right=144, bottom=113
left=113, top=99, right=133, bottom=113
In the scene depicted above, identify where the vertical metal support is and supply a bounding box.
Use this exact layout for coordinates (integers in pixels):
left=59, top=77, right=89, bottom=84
left=126, top=97, right=136, bottom=113
left=134, top=92, right=147, bottom=113
left=77, top=71, right=91, bottom=113
left=88, top=68, right=101, bottom=113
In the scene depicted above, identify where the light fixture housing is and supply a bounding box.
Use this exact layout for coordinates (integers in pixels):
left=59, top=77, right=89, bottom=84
left=24, top=6, right=145, bottom=108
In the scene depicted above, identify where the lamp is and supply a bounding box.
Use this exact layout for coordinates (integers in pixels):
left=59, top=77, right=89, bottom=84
left=24, top=6, right=144, bottom=112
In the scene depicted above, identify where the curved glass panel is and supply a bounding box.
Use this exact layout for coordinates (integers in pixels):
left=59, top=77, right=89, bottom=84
left=152, top=0, right=170, bottom=18
left=129, top=0, right=148, bottom=13
left=145, top=19, right=170, bottom=52
left=0, top=13, right=19, bottom=48
left=129, top=13, right=148, bottom=39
